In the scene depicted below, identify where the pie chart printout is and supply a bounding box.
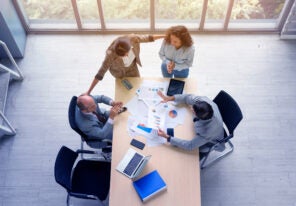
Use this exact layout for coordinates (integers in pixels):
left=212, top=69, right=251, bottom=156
left=169, top=110, right=177, bottom=118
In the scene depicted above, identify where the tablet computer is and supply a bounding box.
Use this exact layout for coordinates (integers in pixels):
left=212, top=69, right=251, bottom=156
left=166, top=79, right=185, bottom=96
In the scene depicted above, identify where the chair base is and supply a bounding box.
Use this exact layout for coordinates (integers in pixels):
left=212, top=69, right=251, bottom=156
left=200, top=140, right=234, bottom=169
left=67, top=193, right=108, bottom=206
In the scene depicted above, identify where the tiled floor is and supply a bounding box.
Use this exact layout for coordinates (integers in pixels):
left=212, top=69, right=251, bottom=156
left=1, top=34, right=296, bottom=206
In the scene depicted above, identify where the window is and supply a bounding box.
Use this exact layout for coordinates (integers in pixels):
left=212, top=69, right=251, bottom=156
left=204, top=0, right=229, bottom=29
left=155, top=0, right=202, bottom=29
left=229, top=0, right=286, bottom=29
left=102, top=0, right=150, bottom=29
left=19, top=0, right=77, bottom=29
left=77, top=0, right=101, bottom=29
left=15, top=0, right=291, bottom=33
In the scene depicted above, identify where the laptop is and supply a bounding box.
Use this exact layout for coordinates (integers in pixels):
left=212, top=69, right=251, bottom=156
left=116, top=148, right=151, bottom=179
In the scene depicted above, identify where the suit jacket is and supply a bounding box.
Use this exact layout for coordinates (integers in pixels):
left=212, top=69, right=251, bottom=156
left=75, top=95, right=113, bottom=140
left=95, top=34, right=155, bottom=79
left=170, top=94, right=224, bottom=151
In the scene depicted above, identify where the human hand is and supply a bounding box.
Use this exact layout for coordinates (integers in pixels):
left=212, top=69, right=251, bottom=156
left=81, top=92, right=90, bottom=96
left=111, top=101, right=123, bottom=107
left=170, top=61, right=175, bottom=69
left=157, top=91, right=172, bottom=103
left=109, top=105, right=121, bottom=119
left=157, top=91, right=166, bottom=102
left=167, top=61, right=175, bottom=74
left=157, top=128, right=169, bottom=139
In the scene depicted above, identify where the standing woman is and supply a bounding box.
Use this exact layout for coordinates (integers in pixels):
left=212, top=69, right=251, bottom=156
left=159, top=25, right=194, bottom=78
left=86, top=34, right=164, bottom=95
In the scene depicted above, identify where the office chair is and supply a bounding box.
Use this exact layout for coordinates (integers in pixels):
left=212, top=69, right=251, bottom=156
left=68, top=96, right=112, bottom=160
left=200, top=90, right=243, bottom=169
left=54, top=146, right=111, bottom=206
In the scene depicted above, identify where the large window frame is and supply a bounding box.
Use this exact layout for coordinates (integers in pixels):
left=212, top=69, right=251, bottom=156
left=13, top=0, right=295, bottom=34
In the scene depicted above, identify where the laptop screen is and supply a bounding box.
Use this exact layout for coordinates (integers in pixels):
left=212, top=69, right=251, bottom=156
left=116, top=148, right=151, bottom=179
left=132, top=155, right=151, bottom=178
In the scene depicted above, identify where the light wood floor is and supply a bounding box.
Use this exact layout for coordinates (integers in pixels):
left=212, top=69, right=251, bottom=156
left=1, top=34, right=296, bottom=206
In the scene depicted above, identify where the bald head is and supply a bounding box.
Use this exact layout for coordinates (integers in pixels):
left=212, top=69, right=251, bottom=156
left=77, top=95, right=96, bottom=113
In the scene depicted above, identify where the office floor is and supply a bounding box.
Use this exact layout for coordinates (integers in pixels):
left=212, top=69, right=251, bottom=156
left=0, top=34, right=296, bottom=206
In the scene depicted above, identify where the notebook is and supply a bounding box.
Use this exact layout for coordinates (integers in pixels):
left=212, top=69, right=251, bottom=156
left=133, top=170, right=167, bottom=202
left=116, top=148, right=151, bottom=179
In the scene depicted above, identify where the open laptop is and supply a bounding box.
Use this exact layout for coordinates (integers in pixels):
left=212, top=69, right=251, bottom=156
left=116, top=148, right=151, bottom=179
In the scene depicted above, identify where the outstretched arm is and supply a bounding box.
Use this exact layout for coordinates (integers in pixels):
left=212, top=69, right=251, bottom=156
left=152, top=34, right=166, bottom=40
left=86, top=78, right=99, bottom=95
left=157, top=91, right=175, bottom=103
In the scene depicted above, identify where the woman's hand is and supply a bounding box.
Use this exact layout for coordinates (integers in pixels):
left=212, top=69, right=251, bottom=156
left=167, top=61, right=175, bottom=74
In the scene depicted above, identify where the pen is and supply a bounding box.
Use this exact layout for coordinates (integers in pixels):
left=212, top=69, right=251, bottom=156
left=154, top=101, right=162, bottom=107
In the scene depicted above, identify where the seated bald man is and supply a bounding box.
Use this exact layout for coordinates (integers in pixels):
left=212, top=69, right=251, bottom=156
left=75, top=94, right=123, bottom=141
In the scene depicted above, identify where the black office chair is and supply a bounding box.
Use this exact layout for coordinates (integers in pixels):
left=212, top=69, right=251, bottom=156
left=54, top=146, right=111, bottom=206
left=68, top=96, right=111, bottom=159
left=200, top=90, right=243, bottom=169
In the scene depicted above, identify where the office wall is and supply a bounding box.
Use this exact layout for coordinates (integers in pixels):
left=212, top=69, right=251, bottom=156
left=0, top=0, right=27, bottom=58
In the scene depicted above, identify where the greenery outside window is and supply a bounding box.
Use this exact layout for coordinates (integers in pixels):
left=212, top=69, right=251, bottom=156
left=155, top=0, right=203, bottom=29
left=229, top=0, right=286, bottom=29
left=77, top=0, right=101, bottom=29
left=204, top=0, right=229, bottom=29
left=16, top=0, right=291, bottom=33
left=19, top=0, right=77, bottom=29
left=102, top=0, right=150, bottom=29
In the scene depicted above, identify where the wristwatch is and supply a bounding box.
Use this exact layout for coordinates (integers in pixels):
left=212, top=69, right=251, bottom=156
left=167, top=128, right=174, bottom=143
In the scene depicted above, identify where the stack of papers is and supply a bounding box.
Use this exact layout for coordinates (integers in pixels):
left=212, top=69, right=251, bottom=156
left=136, top=80, right=168, bottom=106
left=130, top=121, right=166, bottom=147
left=125, top=80, right=187, bottom=147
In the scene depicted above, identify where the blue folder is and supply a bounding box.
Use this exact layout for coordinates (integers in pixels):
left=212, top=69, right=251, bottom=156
left=132, top=170, right=167, bottom=202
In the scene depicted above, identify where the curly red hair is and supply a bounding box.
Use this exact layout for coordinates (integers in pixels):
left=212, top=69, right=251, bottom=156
left=164, top=25, right=193, bottom=47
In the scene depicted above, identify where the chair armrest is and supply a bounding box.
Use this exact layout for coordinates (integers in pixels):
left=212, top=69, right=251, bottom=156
left=218, top=134, right=233, bottom=143
left=102, top=139, right=112, bottom=144
left=76, top=147, right=112, bottom=154
left=69, top=192, right=99, bottom=200
left=85, top=139, right=112, bottom=149
left=76, top=149, right=97, bottom=154
left=84, top=138, right=112, bottom=145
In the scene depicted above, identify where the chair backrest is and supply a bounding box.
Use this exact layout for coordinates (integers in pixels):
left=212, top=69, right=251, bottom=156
left=68, top=96, right=110, bottom=150
left=68, top=96, right=88, bottom=140
left=54, top=146, right=78, bottom=191
left=213, top=90, right=243, bottom=135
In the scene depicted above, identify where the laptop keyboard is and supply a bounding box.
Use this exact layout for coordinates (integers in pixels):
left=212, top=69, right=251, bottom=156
left=123, top=153, right=143, bottom=176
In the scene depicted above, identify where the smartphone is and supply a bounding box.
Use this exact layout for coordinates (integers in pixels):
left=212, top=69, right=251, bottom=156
left=118, top=107, right=127, bottom=114
left=130, top=138, right=145, bottom=150
left=167, top=128, right=174, bottom=137
left=121, top=79, right=133, bottom=90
